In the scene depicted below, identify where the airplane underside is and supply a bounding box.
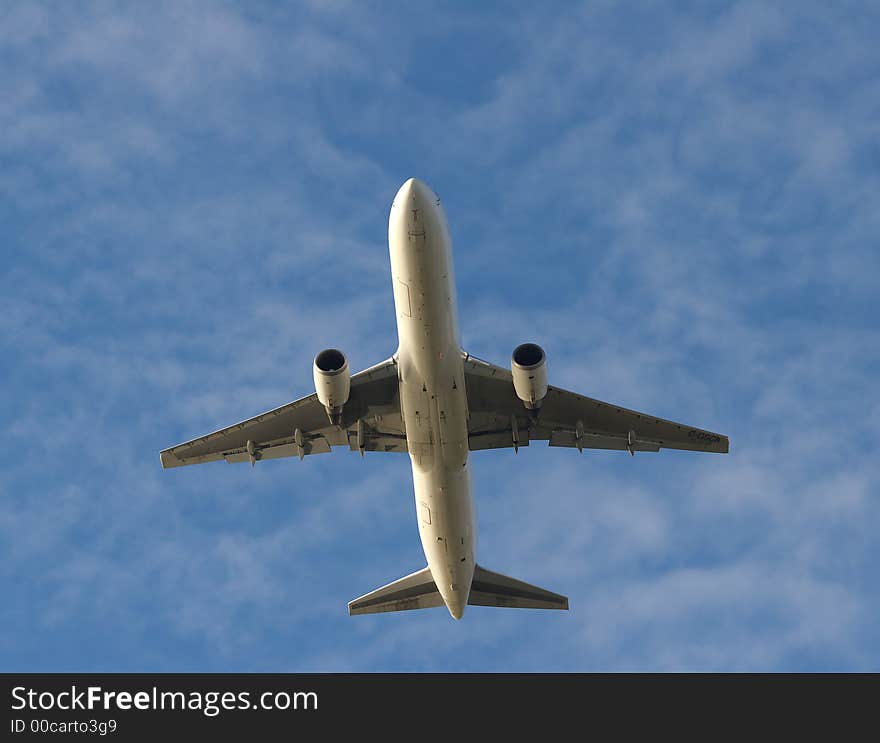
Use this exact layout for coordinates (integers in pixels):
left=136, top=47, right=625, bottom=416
left=160, top=177, right=729, bottom=620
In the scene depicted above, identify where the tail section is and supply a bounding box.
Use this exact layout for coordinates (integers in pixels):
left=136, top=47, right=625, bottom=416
left=348, top=566, right=443, bottom=615
left=467, top=564, right=568, bottom=610
left=349, top=564, right=568, bottom=616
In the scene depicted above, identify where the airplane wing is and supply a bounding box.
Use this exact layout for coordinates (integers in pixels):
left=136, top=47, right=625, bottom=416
left=462, top=353, right=729, bottom=455
left=160, top=357, right=405, bottom=468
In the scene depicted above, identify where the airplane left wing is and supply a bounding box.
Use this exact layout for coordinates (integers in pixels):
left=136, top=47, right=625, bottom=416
left=463, top=353, right=729, bottom=455
left=160, top=357, right=405, bottom=468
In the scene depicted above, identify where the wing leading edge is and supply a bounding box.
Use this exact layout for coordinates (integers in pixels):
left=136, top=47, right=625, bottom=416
left=462, top=353, right=728, bottom=455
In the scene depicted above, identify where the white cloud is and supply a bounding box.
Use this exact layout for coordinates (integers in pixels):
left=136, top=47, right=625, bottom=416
left=2, top=0, right=878, bottom=671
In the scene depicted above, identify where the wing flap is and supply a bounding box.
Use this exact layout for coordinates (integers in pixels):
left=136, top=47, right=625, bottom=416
left=468, top=429, right=530, bottom=451
left=346, top=428, right=408, bottom=454
left=548, top=429, right=660, bottom=453
left=221, top=436, right=333, bottom=464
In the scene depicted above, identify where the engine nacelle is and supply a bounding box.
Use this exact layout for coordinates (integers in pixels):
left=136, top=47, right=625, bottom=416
left=313, top=348, right=350, bottom=424
left=511, top=342, right=548, bottom=410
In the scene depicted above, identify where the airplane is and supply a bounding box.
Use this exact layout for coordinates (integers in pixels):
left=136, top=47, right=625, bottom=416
left=160, top=177, right=729, bottom=620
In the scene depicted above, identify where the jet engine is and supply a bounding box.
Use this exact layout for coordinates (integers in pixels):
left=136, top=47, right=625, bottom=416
left=511, top=342, right=548, bottom=410
left=313, top=348, right=350, bottom=424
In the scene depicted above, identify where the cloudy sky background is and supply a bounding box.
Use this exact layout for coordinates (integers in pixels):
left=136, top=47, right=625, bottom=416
left=2, top=1, right=878, bottom=671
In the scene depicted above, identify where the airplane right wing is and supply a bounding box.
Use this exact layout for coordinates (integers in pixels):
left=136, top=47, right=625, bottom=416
left=462, top=353, right=729, bottom=455
left=160, top=357, right=405, bottom=468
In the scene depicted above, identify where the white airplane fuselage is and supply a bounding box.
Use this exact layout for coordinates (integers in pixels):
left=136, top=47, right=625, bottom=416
left=388, top=178, right=474, bottom=619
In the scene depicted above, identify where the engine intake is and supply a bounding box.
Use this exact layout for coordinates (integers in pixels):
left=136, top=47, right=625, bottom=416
left=314, top=348, right=350, bottom=424
left=511, top=342, right=548, bottom=410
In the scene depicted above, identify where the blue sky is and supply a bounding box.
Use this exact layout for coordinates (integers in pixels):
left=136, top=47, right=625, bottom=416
left=2, top=1, right=878, bottom=671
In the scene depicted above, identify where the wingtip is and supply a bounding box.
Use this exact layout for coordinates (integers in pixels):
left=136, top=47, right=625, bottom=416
left=159, top=449, right=181, bottom=469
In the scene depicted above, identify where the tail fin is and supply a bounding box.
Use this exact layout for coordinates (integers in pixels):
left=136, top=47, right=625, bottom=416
left=467, top=564, right=568, bottom=610
left=348, top=566, right=443, bottom=615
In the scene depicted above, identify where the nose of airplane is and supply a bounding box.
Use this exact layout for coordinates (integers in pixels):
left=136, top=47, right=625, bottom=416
left=395, top=177, right=433, bottom=209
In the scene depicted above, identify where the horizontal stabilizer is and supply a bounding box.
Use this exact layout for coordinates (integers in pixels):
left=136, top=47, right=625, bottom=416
left=467, top=564, right=568, bottom=610
left=348, top=567, right=444, bottom=615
